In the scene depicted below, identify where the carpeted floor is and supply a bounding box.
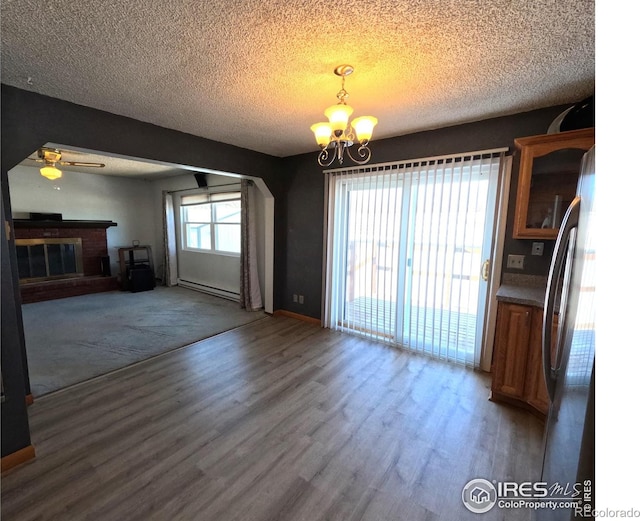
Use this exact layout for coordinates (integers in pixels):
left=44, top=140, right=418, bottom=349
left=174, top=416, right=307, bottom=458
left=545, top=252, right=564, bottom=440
left=22, top=286, right=267, bottom=397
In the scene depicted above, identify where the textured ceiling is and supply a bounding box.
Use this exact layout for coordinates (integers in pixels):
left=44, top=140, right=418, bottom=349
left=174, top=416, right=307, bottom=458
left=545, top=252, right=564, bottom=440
left=1, top=0, right=594, bottom=158
left=17, top=144, right=191, bottom=179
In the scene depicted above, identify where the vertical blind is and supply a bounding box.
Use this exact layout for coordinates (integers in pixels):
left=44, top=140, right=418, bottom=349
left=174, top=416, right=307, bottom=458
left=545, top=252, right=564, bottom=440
left=323, top=149, right=507, bottom=367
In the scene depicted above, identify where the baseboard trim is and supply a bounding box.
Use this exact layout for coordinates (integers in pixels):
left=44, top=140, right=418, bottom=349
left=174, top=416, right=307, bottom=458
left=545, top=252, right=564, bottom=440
left=25, top=394, right=34, bottom=406
left=1, top=445, right=36, bottom=473
left=273, top=309, right=321, bottom=326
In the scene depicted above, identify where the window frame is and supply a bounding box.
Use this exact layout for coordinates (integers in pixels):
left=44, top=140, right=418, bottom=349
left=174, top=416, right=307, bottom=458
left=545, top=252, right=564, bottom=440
left=180, top=192, right=241, bottom=256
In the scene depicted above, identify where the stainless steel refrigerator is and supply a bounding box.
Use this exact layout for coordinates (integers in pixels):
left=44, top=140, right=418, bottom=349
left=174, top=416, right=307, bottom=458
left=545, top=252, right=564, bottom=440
left=539, top=145, right=595, bottom=520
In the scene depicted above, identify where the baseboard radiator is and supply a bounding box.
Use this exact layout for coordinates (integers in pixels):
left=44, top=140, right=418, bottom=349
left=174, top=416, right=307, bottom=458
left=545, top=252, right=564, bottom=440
left=177, top=279, right=240, bottom=302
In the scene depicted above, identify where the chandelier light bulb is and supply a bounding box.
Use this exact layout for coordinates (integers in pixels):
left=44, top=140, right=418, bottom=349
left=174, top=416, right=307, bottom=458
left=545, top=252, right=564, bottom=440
left=324, top=104, right=354, bottom=136
left=311, top=122, right=333, bottom=147
left=351, top=116, right=378, bottom=144
left=310, top=65, right=378, bottom=167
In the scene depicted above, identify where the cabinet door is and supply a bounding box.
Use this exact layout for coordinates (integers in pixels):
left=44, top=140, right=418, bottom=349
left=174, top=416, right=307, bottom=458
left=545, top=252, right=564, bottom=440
left=524, top=308, right=547, bottom=413
left=513, top=128, right=594, bottom=239
left=525, top=310, right=559, bottom=415
left=492, top=303, right=532, bottom=399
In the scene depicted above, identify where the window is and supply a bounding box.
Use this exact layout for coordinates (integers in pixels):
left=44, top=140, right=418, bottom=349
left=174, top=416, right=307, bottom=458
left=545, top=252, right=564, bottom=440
left=184, top=203, right=212, bottom=250
left=212, top=198, right=241, bottom=253
left=181, top=192, right=241, bottom=255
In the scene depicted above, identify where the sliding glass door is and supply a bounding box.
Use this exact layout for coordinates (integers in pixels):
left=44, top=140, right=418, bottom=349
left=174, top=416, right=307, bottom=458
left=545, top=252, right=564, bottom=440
left=324, top=151, right=506, bottom=367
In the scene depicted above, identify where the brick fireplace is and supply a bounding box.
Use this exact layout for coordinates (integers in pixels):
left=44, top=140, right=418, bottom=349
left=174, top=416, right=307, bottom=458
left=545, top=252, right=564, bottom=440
left=14, top=219, right=119, bottom=303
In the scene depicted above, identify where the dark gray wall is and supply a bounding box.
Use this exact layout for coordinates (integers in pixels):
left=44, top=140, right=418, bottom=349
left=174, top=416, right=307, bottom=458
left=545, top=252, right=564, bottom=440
left=281, top=105, right=576, bottom=318
left=1, top=84, right=288, bottom=458
left=1, top=193, right=32, bottom=457
left=1, top=83, right=587, bottom=460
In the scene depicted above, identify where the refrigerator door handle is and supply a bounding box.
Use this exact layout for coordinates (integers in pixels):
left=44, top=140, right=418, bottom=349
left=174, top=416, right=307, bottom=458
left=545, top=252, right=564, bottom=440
left=542, top=196, right=581, bottom=400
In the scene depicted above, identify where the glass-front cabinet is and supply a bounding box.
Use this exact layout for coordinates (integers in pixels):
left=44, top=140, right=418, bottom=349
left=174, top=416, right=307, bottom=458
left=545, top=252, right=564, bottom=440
left=513, top=128, right=594, bottom=239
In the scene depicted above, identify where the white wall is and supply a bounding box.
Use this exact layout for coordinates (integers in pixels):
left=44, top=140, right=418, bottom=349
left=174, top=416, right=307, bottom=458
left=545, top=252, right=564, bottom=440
left=8, top=164, right=273, bottom=311
left=8, top=165, right=156, bottom=276
left=174, top=182, right=242, bottom=298
left=151, top=172, right=272, bottom=310
left=151, top=173, right=242, bottom=291
left=253, top=183, right=267, bottom=304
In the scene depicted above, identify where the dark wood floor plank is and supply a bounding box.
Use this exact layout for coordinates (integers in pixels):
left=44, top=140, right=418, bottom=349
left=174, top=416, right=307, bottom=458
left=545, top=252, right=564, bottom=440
left=1, top=316, right=543, bottom=521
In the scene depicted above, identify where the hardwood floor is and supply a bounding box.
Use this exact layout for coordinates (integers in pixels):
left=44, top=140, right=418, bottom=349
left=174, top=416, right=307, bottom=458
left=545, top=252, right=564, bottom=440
left=1, top=316, right=544, bottom=521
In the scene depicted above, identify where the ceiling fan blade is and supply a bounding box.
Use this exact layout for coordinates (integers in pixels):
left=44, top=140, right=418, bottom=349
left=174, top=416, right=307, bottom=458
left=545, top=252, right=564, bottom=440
left=27, top=157, right=45, bottom=163
left=58, top=161, right=106, bottom=168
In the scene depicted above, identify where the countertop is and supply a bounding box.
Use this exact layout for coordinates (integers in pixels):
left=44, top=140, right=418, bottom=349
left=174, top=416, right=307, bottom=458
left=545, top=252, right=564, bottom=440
left=496, top=284, right=546, bottom=308
left=495, top=273, right=547, bottom=308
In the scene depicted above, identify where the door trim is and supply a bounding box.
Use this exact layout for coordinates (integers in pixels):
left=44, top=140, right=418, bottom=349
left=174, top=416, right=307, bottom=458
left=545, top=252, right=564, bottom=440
left=479, top=155, right=513, bottom=372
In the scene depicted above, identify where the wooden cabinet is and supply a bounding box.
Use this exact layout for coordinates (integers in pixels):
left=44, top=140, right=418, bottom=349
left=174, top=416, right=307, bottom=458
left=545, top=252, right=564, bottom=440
left=491, top=301, right=557, bottom=418
left=492, top=303, right=532, bottom=399
left=513, top=128, right=594, bottom=239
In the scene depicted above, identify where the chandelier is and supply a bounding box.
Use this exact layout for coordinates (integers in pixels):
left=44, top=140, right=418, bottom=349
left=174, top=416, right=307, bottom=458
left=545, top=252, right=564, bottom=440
left=310, top=65, right=378, bottom=167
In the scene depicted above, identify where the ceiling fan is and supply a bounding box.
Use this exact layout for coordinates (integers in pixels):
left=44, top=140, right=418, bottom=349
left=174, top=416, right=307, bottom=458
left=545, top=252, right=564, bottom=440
left=28, top=147, right=105, bottom=180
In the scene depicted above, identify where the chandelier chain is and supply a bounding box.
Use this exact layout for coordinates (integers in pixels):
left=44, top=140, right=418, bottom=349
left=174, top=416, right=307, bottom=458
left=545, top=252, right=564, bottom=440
left=336, top=75, right=349, bottom=104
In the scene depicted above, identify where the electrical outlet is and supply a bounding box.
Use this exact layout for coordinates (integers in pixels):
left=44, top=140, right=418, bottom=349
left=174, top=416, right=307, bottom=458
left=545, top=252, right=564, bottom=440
left=532, top=242, right=544, bottom=256
left=293, top=294, right=298, bottom=303
left=299, top=295, right=304, bottom=304
left=507, top=254, right=525, bottom=270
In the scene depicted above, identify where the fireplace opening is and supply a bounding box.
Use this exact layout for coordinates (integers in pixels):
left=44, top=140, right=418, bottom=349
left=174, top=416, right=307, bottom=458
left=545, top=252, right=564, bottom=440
left=16, top=238, right=84, bottom=283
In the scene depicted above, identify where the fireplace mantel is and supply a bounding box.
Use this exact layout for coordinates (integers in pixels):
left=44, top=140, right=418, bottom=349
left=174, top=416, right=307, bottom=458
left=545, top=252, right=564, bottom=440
left=13, top=219, right=118, bottom=229
left=13, top=219, right=119, bottom=302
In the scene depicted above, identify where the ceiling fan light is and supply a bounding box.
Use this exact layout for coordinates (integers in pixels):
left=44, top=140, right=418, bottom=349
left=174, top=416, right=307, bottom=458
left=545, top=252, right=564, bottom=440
left=311, top=122, right=333, bottom=147
left=324, top=104, right=353, bottom=135
left=40, top=165, right=62, bottom=180
left=352, top=116, right=378, bottom=143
